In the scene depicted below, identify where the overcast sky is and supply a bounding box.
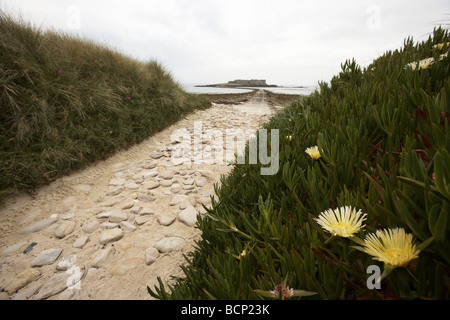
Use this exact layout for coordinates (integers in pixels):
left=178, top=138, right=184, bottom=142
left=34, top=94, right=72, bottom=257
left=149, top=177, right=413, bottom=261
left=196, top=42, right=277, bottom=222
left=1, top=0, right=449, bottom=86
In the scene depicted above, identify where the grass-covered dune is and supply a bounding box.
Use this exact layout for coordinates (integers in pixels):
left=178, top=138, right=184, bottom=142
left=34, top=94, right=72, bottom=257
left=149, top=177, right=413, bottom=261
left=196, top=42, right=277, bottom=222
left=149, top=28, right=449, bottom=300
left=0, top=14, right=210, bottom=199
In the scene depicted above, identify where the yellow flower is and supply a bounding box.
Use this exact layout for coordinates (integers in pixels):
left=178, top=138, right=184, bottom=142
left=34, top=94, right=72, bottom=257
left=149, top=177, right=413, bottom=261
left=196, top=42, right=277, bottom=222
left=286, top=135, right=292, bottom=141
left=433, top=42, right=450, bottom=51
left=405, top=57, right=434, bottom=70
left=305, top=146, right=321, bottom=160
left=419, top=57, right=434, bottom=69
left=363, top=228, right=420, bottom=268
left=405, top=62, right=417, bottom=70
left=315, top=206, right=367, bottom=238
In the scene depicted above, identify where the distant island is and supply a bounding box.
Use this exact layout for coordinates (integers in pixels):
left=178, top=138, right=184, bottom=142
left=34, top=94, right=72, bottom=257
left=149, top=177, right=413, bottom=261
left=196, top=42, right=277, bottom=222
left=196, top=79, right=278, bottom=88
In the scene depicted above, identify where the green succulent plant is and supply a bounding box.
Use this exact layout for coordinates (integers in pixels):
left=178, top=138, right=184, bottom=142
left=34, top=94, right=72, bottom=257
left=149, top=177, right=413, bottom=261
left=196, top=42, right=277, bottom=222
left=148, top=27, right=449, bottom=300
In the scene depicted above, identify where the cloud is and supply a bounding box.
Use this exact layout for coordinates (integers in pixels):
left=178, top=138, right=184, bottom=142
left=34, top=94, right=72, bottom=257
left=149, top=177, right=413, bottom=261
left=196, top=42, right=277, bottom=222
left=1, top=0, right=449, bottom=85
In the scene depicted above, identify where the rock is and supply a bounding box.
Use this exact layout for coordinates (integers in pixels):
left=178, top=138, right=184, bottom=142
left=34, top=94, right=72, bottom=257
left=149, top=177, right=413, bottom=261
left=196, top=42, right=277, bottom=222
left=82, top=220, right=100, bottom=234
left=198, top=197, right=212, bottom=205
left=131, top=173, right=144, bottom=181
left=100, top=222, right=118, bottom=229
left=23, top=242, right=38, bottom=253
left=109, top=257, right=144, bottom=276
left=108, top=210, right=128, bottom=223
left=57, top=288, right=76, bottom=300
left=160, top=179, right=173, bottom=187
left=144, top=181, right=160, bottom=189
left=199, top=170, right=215, bottom=180
left=140, top=207, right=155, bottom=215
left=89, top=206, right=105, bottom=216
left=4, top=269, right=41, bottom=293
left=178, top=206, right=199, bottom=227
left=189, top=195, right=198, bottom=206
left=31, top=248, right=63, bottom=267
left=135, top=216, right=151, bottom=226
left=143, top=169, right=158, bottom=177
left=195, top=177, right=207, bottom=187
left=91, top=247, right=115, bottom=268
left=121, top=202, right=134, bottom=210
left=1, top=242, right=28, bottom=256
left=99, top=228, right=124, bottom=244
left=179, top=199, right=191, bottom=210
left=19, top=217, right=58, bottom=235
left=150, top=152, right=164, bottom=159
left=54, top=220, right=76, bottom=239
left=34, top=273, right=73, bottom=300
left=96, top=211, right=112, bottom=219
left=172, top=157, right=184, bottom=166
left=125, top=182, right=139, bottom=190
left=73, top=236, right=89, bottom=249
left=170, top=184, right=181, bottom=193
left=87, top=268, right=98, bottom=277
left=130, top=207, right=142, bottom=215
left=157, top=214, right=176, bottom=226
left=61, top=213, right=76, bottom=220
left=143, top=161, right=158, bottom=169
left=203, top=190, right=216, bottom=198
left=56, top=254, right=77, bottom=271
left=109, top=178, right=126, bottom=186
left=119, top=221, right=136, bottom=232
left=145, top=248, right=160, bottom=265
left=106, top=186, right=124, bottom=196
left=102, top=199, right=120, bottom=207
left=170, top=195, right=189, bottom=206
left=183, top=178, right=195, bottom=185
left=159, top=171, right=174, bottom=180
left=182, top=185, right=195, bottom=190
left=154, top=237, right=186, bottom=253
left=137, top=195, right=156, bottom=203
left=66, top=266, right=84, bottom=291
left=11, top=282, right=42, bottom=300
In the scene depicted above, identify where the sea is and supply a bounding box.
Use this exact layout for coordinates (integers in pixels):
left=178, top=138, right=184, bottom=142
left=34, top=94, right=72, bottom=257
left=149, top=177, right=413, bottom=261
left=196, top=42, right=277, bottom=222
left=182, top=84, right=318, bottom=95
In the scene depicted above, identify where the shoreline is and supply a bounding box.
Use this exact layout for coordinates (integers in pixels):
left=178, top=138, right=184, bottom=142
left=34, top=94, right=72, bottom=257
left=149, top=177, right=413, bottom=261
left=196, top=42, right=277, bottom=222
left=199, top=90, right=304, bottom=108
left=196, top=84, right=279, bottom=88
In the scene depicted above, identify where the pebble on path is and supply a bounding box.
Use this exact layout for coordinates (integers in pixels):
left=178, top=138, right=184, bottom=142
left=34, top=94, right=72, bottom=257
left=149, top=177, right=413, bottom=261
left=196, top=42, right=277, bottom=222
left=19, top=217, right=58, bottom=235
left=4, top=269, right=41, bottom=294
left=31, top=248, right=63, bottom=267
left=154, top=237, right=186, bottom=253
left=99, top=228, right=124, bottom=245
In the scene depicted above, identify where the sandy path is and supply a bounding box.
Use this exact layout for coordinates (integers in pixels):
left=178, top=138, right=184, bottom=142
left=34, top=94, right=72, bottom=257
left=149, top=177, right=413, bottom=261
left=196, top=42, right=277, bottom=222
left=0, top=95, right=279, bottom=300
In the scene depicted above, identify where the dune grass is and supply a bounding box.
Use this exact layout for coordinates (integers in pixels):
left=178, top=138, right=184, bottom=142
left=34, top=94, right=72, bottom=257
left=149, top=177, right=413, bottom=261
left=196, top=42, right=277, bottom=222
left=0, top=14, right=210, bottom=199
left=149, top=27, right=449, bottom=300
